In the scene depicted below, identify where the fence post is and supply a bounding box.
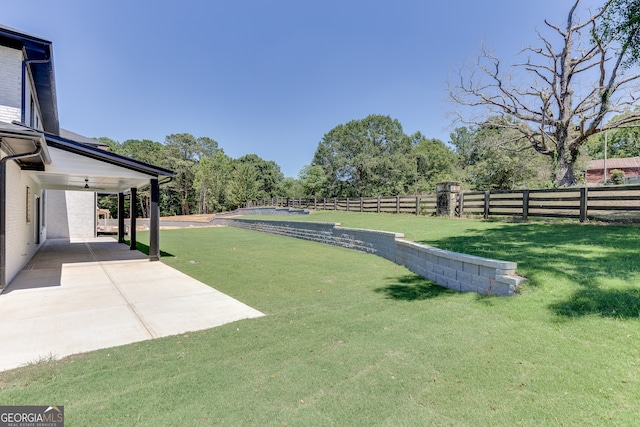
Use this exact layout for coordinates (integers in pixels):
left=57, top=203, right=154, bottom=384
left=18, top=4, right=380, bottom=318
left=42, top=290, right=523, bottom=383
left=377, top=196, right=381, bottom=213
left=346, top=198, right=350, bottom=212
left=360, top=197, right=363, bottom=212
left=484, top=191, right=490, bottom=220
left=415, top=196, right=420, bottom=215
left=334, top=198, right=337, bottom=210
left=579, top=187, right=588, bottom=222
left=458, top=192, right=464, bottom=217
left=396, top=195, right=400, bottom=214
left=522, top=190, right=529, bottom=221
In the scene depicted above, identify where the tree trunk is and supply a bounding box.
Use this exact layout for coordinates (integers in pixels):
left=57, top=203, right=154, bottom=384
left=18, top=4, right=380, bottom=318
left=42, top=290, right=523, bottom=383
left=555, top=158, right=576, bottom=186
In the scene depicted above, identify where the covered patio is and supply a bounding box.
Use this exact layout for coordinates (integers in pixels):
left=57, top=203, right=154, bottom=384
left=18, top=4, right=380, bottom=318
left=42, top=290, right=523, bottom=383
left=0, top=122, right=176, bottom=288
left=0, top=237, right=264, bottom=372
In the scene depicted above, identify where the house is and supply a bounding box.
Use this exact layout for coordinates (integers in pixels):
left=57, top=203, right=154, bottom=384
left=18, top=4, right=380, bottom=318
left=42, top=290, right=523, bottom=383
left=586, top=157, right=640, bottom=185
left=0, top=24, right=175, bottom=289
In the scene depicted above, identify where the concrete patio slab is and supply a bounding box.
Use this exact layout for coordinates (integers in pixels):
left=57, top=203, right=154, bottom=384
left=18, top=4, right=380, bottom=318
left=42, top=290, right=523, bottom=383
left=0, top=237, right=264, bottom=372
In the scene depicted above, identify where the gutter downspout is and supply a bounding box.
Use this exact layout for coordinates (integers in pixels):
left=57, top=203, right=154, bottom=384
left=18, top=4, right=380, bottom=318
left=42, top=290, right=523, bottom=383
left=21, top=58, right=51, bottom=125
left=0, top=143, right=43, bottom=290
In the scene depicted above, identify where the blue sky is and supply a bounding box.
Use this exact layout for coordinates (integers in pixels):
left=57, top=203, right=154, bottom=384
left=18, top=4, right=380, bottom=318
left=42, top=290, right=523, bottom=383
left=4, top=0, right=604, bottom=177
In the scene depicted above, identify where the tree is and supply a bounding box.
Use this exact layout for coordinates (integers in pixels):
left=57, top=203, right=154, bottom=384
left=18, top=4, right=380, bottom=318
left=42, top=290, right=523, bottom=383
left=164, top=133, right=220, bottom=215
left=451, top=122, right=553, bottom=190
left=411, top=133, right=457, bottom=193
left=298, top=165, right=327, bottom=197
left=276, top=177, right=304, bottom=199
left=312, top=115, right=414, bottom=197
left=194, top=150, right=233, bottom=213
left=597, top=0, right=640, bottom=68
left=236, top=154, right=284, bottom=199
left=450, top=0, right=640, bottom=186
left=585, top=110, right=640, bottom=158
left=225, top=162, right=260, bottom=209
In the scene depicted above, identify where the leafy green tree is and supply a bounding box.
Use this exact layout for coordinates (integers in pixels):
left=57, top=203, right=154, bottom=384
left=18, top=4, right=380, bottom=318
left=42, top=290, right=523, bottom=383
left=164, top=133, right=220, bottom=215
left=194, top=150, right=233, bottom=213
left=298, top=165, right=327, bottom=197
left=585, top=111, right=640, bottom=159
left=452, top=122, right=553, bottom=190
left=597, top=0, right=640, bottom=68
left=115, top=139, right=168, bottom=217
left=411, top=132, right=457, bottom=193
left=236, top=154, right=284, bottom=199
left=276, top=177, right=304, bottom=199
left=226, top=162, right=260, bottom=209
left=312, top=115, right=415, bottom=197
left=449, top=127, right=479, bottom=168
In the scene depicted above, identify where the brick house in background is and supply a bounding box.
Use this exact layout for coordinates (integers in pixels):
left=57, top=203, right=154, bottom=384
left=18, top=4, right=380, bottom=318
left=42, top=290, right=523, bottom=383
left=586, top=157, right=640, bottom=185
left=0, top=24, right=175, bottom=289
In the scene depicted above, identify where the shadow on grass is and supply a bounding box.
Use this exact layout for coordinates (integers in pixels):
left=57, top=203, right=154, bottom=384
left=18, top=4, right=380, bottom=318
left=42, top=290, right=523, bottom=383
left=375, top=275, right=456, bottom=301
left=128, top=241, right=175, bottom=258
left=419, top=221, right=640, bottom=319
left=550, top=287, right=640, bottom=319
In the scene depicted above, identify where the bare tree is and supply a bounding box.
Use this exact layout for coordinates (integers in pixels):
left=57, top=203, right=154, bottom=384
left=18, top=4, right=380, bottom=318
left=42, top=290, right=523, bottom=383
left=450, top=0, right=640, bottom=186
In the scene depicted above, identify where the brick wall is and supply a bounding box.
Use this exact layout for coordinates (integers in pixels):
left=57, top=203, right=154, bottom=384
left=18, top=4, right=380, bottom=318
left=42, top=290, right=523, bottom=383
left=0, top=45, right=23, bottom=124
left=46, top=190, right=96, bottom=238
left=4, top=155, right=43, bottom=284
left=228, top=218, right=526, bottom=296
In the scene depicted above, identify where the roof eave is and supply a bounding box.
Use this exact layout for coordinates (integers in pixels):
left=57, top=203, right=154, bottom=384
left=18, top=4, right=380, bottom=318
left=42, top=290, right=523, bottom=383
left=44, top=132, right=176, bottom=178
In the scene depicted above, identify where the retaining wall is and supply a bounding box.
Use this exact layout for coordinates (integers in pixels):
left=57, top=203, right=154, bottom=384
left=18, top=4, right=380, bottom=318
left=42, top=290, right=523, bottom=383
left=228, top=218, right=526, bottom=296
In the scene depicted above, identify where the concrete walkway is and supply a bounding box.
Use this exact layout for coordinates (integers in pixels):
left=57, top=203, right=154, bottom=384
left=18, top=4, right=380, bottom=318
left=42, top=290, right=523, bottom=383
left=0, top=238, right=264, bottom=372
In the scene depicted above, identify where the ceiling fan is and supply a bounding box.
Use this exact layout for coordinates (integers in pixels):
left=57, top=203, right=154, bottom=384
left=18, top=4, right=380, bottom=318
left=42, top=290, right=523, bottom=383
left=83, top=178, right=106, bottom=190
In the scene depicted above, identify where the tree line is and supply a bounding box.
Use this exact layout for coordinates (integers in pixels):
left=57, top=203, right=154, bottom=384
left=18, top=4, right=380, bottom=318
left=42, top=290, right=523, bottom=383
left=96, top=109, right=639, bottom=218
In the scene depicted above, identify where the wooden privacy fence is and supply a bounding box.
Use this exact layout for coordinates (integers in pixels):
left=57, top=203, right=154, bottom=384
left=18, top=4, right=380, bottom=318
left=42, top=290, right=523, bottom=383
left=252, top=184, right=640, bottom=222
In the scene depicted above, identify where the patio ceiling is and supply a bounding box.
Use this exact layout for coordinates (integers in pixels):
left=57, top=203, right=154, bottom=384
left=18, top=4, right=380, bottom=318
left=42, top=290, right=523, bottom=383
left=29, top=146, right=156, bottom=193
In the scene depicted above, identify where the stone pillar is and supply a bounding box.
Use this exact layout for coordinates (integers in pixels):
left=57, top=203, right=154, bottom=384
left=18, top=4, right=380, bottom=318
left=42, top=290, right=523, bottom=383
left=436, top=182, right=460, bottom=217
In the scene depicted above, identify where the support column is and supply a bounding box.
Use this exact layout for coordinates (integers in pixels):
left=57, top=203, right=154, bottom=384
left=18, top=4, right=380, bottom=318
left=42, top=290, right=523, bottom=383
left=0, top=163, right=7, bottom=290
left=149, top=178, right=160, bottom=261
left=118, top=192, right=125, bottom=244
left=130, top=187, right=137, bottom=250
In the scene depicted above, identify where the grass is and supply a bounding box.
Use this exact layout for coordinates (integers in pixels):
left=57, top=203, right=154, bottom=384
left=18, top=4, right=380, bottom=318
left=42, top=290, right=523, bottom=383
left=1, top=212, right=639, bottom=425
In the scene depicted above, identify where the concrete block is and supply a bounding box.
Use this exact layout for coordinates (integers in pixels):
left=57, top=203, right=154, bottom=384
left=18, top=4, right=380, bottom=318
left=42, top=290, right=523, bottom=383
left=479, top=265, right=496, bottom=278
left=456, top=270, right=474, bottom=285
left=462, top=262, right=480, bottom=275
left=439, top=257, right=463, bottom=271
left=459, top=281, right=477, bottom=293
left=442, top=265, right=458, bottom=280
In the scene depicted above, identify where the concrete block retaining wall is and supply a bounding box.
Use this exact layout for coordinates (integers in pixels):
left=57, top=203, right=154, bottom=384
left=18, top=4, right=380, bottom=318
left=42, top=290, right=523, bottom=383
left=228, top=218, right=526, bottom=296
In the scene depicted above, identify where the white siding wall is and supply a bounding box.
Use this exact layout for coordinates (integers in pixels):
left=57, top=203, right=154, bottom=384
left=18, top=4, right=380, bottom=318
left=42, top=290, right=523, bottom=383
left=46, top=190, right=96, bottom=239
left=0, top=45, right=22, bottom=124
left=4, top=156, right=44, bottom=283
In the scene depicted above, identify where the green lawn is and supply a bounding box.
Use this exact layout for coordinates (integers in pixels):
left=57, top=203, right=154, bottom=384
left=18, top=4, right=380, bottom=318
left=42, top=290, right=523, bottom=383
left=1, top=212, right=639, bottom=426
